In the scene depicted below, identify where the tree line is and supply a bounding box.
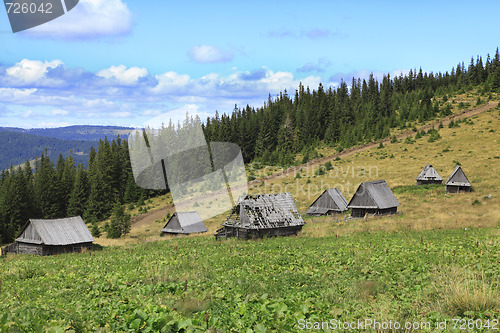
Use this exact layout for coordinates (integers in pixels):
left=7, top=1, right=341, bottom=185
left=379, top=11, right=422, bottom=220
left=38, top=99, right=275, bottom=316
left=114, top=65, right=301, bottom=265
left=1, top=48, right=499, bottom=243
left=0, top=137, right=164, bottom=244
left=203, top=48, right=500, bottom=165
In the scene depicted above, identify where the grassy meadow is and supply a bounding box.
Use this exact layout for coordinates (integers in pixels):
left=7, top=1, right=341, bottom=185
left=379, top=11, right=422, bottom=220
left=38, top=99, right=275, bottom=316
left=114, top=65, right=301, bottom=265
left=0, top=91, right=499, bottom=331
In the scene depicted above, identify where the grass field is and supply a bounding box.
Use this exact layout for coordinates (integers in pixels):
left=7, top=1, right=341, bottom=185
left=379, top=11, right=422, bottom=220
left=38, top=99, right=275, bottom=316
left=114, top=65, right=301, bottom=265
left=1, top=92, right=499, bottom=332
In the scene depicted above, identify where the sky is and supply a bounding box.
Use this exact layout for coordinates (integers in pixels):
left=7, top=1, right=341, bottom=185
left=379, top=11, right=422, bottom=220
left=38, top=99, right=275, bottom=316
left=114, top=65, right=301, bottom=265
left=0, top=0, right=499, bottom=129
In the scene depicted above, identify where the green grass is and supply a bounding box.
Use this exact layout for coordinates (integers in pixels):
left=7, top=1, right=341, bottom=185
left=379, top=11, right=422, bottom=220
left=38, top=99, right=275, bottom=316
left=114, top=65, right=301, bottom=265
left=0, top=227, right=498, bottom=332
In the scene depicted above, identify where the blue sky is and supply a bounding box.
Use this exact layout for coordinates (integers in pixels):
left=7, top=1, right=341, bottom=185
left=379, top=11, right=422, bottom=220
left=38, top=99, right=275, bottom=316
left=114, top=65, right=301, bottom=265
left=0, top=0, right=499, bottom=128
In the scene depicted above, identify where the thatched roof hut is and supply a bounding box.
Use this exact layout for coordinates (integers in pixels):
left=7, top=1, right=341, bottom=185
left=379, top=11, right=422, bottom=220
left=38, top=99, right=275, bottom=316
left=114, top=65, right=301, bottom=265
left=2, top=216, right=94, bottom=256
left=347, top=180, right=400, bottom=218
left=215, top=192, right=305, bottom=239
left=445, top=165, right=472, bottom=193
left=161, top=211, right=207, bottom=235
left=307, top=188, right=348, bottom=216
left=416, top=164, right=443, bottom=185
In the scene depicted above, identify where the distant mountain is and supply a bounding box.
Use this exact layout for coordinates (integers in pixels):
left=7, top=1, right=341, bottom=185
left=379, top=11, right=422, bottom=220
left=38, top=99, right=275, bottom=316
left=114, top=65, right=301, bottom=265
left=0, top=125, right=135, bottom=141
left=0, top=125, right=135, bottom=170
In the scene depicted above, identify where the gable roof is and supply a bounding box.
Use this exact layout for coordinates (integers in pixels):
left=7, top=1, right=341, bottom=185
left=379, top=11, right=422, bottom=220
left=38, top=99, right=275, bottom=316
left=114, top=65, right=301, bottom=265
left=161, top=211, right=207, bottom=234
left=445, top=165, right=471, bottom=187
left=307, top=188, right=349, bottom=214
left=347, top=180, right=400, bottom=209
left=223, top=192, right=304, bottom=229
left=16, top=216, right=94, bottom=246
left=416, top=164, right=443, bottom=181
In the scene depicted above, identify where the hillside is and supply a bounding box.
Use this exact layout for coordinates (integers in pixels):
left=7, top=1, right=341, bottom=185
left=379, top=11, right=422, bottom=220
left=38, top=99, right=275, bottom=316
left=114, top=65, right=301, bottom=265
left=0, top=125, right=135, bottom=170
left=0, top=131, right=94, bottom=170
left=0, top=125, right=135, bottom=141
left=96, top=90, right=500, bottom=245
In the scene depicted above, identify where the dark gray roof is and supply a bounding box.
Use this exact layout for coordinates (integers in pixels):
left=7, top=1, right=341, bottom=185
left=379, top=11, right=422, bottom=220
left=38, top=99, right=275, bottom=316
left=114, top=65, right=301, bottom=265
left=161, top=211, right=207, bottom=234
left=347, top=180, right=400, bottom=209
left=307, top=188, right=348, bottom=214
left=416, top=164, right=443, bottom=181
left=16, top=216, right=94, bottom=246
left=445, top=165, right=471, bottom=187
left=223, top=192, right=305, bottom=229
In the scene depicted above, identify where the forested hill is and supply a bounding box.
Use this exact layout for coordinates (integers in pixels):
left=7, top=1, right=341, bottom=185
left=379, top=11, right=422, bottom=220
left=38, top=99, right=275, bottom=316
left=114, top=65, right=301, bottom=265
left=0, top=125, right=135, bottom=170
left=0, top=125, right=134, bottom=141
left=203, top=48, right=500, bottom=165
left=0, top=132, right=94, bottom=170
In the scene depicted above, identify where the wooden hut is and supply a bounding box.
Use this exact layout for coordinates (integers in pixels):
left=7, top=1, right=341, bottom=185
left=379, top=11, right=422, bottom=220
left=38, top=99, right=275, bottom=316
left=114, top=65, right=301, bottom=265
left=416, top=164, right=443, bottom=185
left=215, top=192, right=305, bottom=239
left=161, top=211, right=207, bottom=235
left=445, top=165, right=472, bottom=193
left=1, top=216, right=94, bottom=256
left=347, top=180, right=400, bottom=218
left=307, top=188, right=348, bottom=216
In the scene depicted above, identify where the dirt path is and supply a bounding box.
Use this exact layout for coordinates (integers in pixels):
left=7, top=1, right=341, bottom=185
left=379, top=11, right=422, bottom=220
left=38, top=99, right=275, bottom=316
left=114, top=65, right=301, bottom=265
left=130, top=101, right=496, bottom=229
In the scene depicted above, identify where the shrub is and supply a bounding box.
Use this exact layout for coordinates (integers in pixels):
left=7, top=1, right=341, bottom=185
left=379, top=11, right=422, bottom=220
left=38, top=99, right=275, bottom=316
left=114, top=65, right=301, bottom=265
left=390, top=135, right=398, bottom=143
left=377, top=141, right=384, bottom=149
left=472, top=199, right=481, bottom=205
left=428, top=130, right=441, bottom=143
left=324, top=161, right=333, bottom=170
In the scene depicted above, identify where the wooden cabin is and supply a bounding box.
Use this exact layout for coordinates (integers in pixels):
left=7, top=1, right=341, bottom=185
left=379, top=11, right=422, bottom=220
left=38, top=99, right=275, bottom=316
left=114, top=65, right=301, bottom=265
left=445, top=165, right=472, bottom=193
left=307, top=188, right=348, bottom=216
left=161, top=211, right=207, bottom=235
left=347, top=180, right=400, bottom=218
left=1, top=216, right=94, bottom=256
left=215, top=193, right=305, bottom=239
left=416, top=164, right=443, bottom=185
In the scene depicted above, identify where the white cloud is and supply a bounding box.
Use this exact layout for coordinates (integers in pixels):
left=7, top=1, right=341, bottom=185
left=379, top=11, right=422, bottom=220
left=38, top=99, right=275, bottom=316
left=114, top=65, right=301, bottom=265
left=97, top=65, right=148, bottom=85
left=0, top=87, right=37, bottom=100
left=110, top=111, right=132, bottom=118
left=22, top=110, right=33, bottom=118
left=188, top=45, right=234, bottom=64
left=22, top=0, right=132, bottom=40
left=5, top=59, right=63, bottom=86
left=35, top=121, right=71, bottom=128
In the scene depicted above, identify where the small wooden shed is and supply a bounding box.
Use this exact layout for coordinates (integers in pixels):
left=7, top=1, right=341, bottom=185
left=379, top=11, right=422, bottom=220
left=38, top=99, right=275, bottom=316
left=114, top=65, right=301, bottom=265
left=161, top=211, right=207, bottom=235
left=416, top=164, right=443, bottom=185
left=445, top=165, right=472, bottom=193
left=307, top=188, right=348, bottom=216
left=1, top=216, right=94, bottom=256
left=347, top=180, right=400, bottom=218
left=215, top=192, right=305, bottom=239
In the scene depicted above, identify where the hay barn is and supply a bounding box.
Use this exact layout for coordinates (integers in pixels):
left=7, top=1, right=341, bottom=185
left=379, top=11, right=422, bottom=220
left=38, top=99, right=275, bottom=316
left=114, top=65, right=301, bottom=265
left=445, top=165, right=472, bottom=193
left=161, top=211, right=207, bottom=235
left=215, top=192, right=305, bottom=239
left=347, top=180, right=400, bottom=218
left=1, top=216, right=94, bottom=256
left=307, top=188, right=348, bottom=216
left=416, top=164, right=443, bottom=185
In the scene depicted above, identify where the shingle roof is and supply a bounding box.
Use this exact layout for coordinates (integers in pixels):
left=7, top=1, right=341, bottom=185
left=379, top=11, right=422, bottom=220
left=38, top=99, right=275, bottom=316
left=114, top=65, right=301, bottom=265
left=445, top=165, right=471, bottom=187
left=416, top=164, right=443, bottom=181
left=16, top=216, right=94, bottom=246
left=223, top=192, right=305, bottom=229
left=161, top=211, right=207, bottom=234
left=307, top=188, right=348, bottom=214
left=347, top=180, right=400, bottom=209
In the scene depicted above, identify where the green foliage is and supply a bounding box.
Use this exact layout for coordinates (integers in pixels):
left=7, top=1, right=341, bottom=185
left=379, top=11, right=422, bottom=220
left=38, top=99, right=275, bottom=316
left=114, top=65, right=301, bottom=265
left=471, top=199, right=481, bottom=205
left=390, top=135, right=398, bottom=143
left=324, top=161, right=333, bottom=170
left=404, top=136, right=414, bottom=144
left=427, top=130, right=442, bottom=143
left=91, top=223, right=101, bottom=238
left=315, top=166, right=326, bottom=176
left=0, top=228, right=497, bottom=331
left=377, top=141, right=384, bottom=149
left=453, top=160, right=461, bottom=166
left=105, top=203, right=131, bottom=239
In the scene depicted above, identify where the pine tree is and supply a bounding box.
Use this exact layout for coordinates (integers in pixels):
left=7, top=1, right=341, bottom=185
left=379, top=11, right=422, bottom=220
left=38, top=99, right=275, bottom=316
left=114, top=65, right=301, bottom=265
left=67, top=163, right=89, bottom=217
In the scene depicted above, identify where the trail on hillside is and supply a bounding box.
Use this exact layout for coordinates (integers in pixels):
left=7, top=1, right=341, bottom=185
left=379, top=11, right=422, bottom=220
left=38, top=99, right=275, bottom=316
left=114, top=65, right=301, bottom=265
left=248, top=101, right=497, bottom=184
left=130, top=101, right=496, bottom=229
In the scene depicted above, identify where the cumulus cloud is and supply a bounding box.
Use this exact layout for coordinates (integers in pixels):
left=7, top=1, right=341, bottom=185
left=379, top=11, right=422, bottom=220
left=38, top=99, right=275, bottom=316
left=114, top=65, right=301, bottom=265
left=0, top=58, right=330, bottom=127
left=188, top=45, right=234, bottom=64
left=97, top=65, right=149, bottom=85
left=4, top=59, right=64, bottom=86
left=21, top=0, right=132, bottom=40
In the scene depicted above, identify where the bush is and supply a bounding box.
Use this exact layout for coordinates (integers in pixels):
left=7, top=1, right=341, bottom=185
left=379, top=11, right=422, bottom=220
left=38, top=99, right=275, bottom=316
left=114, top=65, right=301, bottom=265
left=324, top=161, right=333, bottom=170
left=428, top=130, right=441, bottom=143
left=316, top=166, right=326, bottom=176
left=390, top=135, right=398, bottom=143
left=106, top=203, right=131, bottom=239
left=377, top=142, right=384, bottom=149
